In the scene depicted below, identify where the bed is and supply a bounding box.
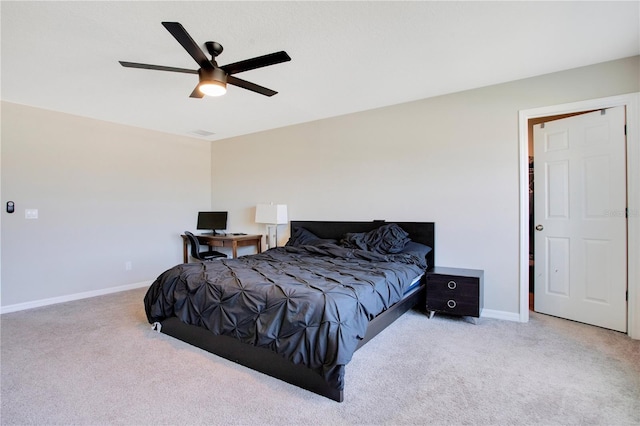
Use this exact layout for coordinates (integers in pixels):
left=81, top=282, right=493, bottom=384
left=144, top=220, right=435, bottom=402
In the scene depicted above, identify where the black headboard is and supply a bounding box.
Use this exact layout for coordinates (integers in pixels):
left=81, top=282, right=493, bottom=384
left=290, top=221, right=435, bottom=270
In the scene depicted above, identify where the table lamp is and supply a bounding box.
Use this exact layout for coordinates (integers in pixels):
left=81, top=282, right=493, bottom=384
left=255, top=203, right=288, bottom=249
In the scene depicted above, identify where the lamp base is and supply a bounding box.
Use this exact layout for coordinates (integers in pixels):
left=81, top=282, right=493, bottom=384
left=265, top=225, right=278, bottom=250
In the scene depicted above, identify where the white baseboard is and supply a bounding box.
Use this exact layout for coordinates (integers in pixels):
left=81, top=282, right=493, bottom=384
left=1, top=283, right=526, bottom=324
left=0, top=281, right=152, bottom=314
left=481, top=308, right=522, bottom=322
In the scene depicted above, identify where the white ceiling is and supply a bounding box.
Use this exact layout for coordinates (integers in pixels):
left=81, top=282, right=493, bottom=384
left=2, top=1, right=639, bottom=142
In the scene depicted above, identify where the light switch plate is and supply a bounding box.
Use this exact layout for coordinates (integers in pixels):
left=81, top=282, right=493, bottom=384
left=25, top=209, right=38, bottom=219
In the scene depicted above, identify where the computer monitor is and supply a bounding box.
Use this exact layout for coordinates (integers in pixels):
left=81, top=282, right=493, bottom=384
left=196, top=211, right=228, bottom=235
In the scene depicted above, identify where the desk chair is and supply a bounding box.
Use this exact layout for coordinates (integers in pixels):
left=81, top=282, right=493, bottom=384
left=184, top=231, right=227, bottom=261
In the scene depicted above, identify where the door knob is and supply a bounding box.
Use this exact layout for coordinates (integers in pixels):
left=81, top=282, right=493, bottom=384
left=535, top=224, right=544, bottom=231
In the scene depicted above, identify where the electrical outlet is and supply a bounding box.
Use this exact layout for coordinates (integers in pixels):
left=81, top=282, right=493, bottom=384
left=25, top=209, right=38, bottom=219
left=125, top=261, right=132, bottom=271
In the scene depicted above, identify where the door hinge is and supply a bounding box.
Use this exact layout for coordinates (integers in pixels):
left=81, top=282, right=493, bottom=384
left=626, top=291, right=628, bottom=301
left=625, top=124, right=627, bottom=135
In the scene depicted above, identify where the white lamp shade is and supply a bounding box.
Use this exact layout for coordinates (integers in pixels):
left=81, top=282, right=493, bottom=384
left=255, top=204, right=288, bottom=225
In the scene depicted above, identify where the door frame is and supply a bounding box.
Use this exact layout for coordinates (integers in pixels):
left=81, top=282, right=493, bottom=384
left=518, top=93, right=640, bottom=339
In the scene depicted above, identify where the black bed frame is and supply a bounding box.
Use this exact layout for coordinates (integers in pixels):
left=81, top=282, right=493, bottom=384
left=158, top=220, right=435, bottom=402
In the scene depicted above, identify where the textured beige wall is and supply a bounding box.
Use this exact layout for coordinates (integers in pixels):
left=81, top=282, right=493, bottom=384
left=1, top=102, right=212, bottom=307
left=211, top=56, right=640, bottom=316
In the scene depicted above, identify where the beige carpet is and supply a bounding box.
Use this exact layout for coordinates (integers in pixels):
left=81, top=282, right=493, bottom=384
left=1, top=287, right=639, bottom=425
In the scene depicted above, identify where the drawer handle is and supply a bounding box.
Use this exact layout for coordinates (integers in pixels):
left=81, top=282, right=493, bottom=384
left=447, top=280, right=457, bottom=290
left=447, top=299, right=457, bottom=309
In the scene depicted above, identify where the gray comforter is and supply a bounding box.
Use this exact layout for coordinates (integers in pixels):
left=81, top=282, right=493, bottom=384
left=144, top=243, right=425, bottom=389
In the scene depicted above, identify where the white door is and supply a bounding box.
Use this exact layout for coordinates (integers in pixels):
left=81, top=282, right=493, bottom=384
left=533, top=106, right=627, bottom=332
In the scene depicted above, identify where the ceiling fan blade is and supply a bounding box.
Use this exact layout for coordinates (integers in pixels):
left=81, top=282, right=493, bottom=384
left=161, top=22, right=214, bottom=70
left=221, top=51, right=291, bottom=75
left=227, top=75, right=278, bottom=97
left=189, top=84, right=205, bottom=98
left=119, top=61, right=198, bottom=74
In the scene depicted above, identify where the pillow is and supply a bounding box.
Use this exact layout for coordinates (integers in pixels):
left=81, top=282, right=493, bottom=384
left=340, top=223, right=411, bottom=254
left=400, top=241, right=433, bottom=268
left=285, top=227, right=337, bottom=247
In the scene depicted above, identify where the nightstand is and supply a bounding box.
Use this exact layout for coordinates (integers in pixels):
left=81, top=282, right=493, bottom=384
left=426, top=267, right=484, bottom=321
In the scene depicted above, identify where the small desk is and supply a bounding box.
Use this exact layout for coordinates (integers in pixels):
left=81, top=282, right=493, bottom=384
left=182, top=234, right=262, bottom=262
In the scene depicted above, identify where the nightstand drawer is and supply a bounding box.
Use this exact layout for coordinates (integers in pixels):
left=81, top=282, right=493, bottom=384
left=427, top=276, right=478, bottom=299
left=425, top=296, right=479, bottom=317
left=426, top=267, right=484, bottom=319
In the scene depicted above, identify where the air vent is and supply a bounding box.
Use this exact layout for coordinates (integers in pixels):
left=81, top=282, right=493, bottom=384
left=189, top=129, right=216, bottom=137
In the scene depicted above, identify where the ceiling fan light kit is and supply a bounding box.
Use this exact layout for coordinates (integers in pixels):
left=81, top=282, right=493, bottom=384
left=119, top=22, right=290, bottom=98
left=198, top=68, right=227, bottom=96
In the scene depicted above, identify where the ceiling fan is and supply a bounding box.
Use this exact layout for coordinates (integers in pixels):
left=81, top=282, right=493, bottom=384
left=119, top=22, right=291, bottom=98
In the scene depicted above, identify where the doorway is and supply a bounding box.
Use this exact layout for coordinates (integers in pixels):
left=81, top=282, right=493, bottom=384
left=530, top=107, right=627, bottom=332
left=518, top=93, right=640, bottom=339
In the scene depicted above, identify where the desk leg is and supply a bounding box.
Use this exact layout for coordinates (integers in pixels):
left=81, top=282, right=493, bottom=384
left=183, top=240, right=189, bottom=263
left=257, top=239, right=262, bottom=253
left=231, top=241, right=238, bottom=259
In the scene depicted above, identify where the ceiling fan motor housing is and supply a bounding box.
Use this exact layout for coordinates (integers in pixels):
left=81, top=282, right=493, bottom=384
left=199, top=67, right=227, bottom=84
